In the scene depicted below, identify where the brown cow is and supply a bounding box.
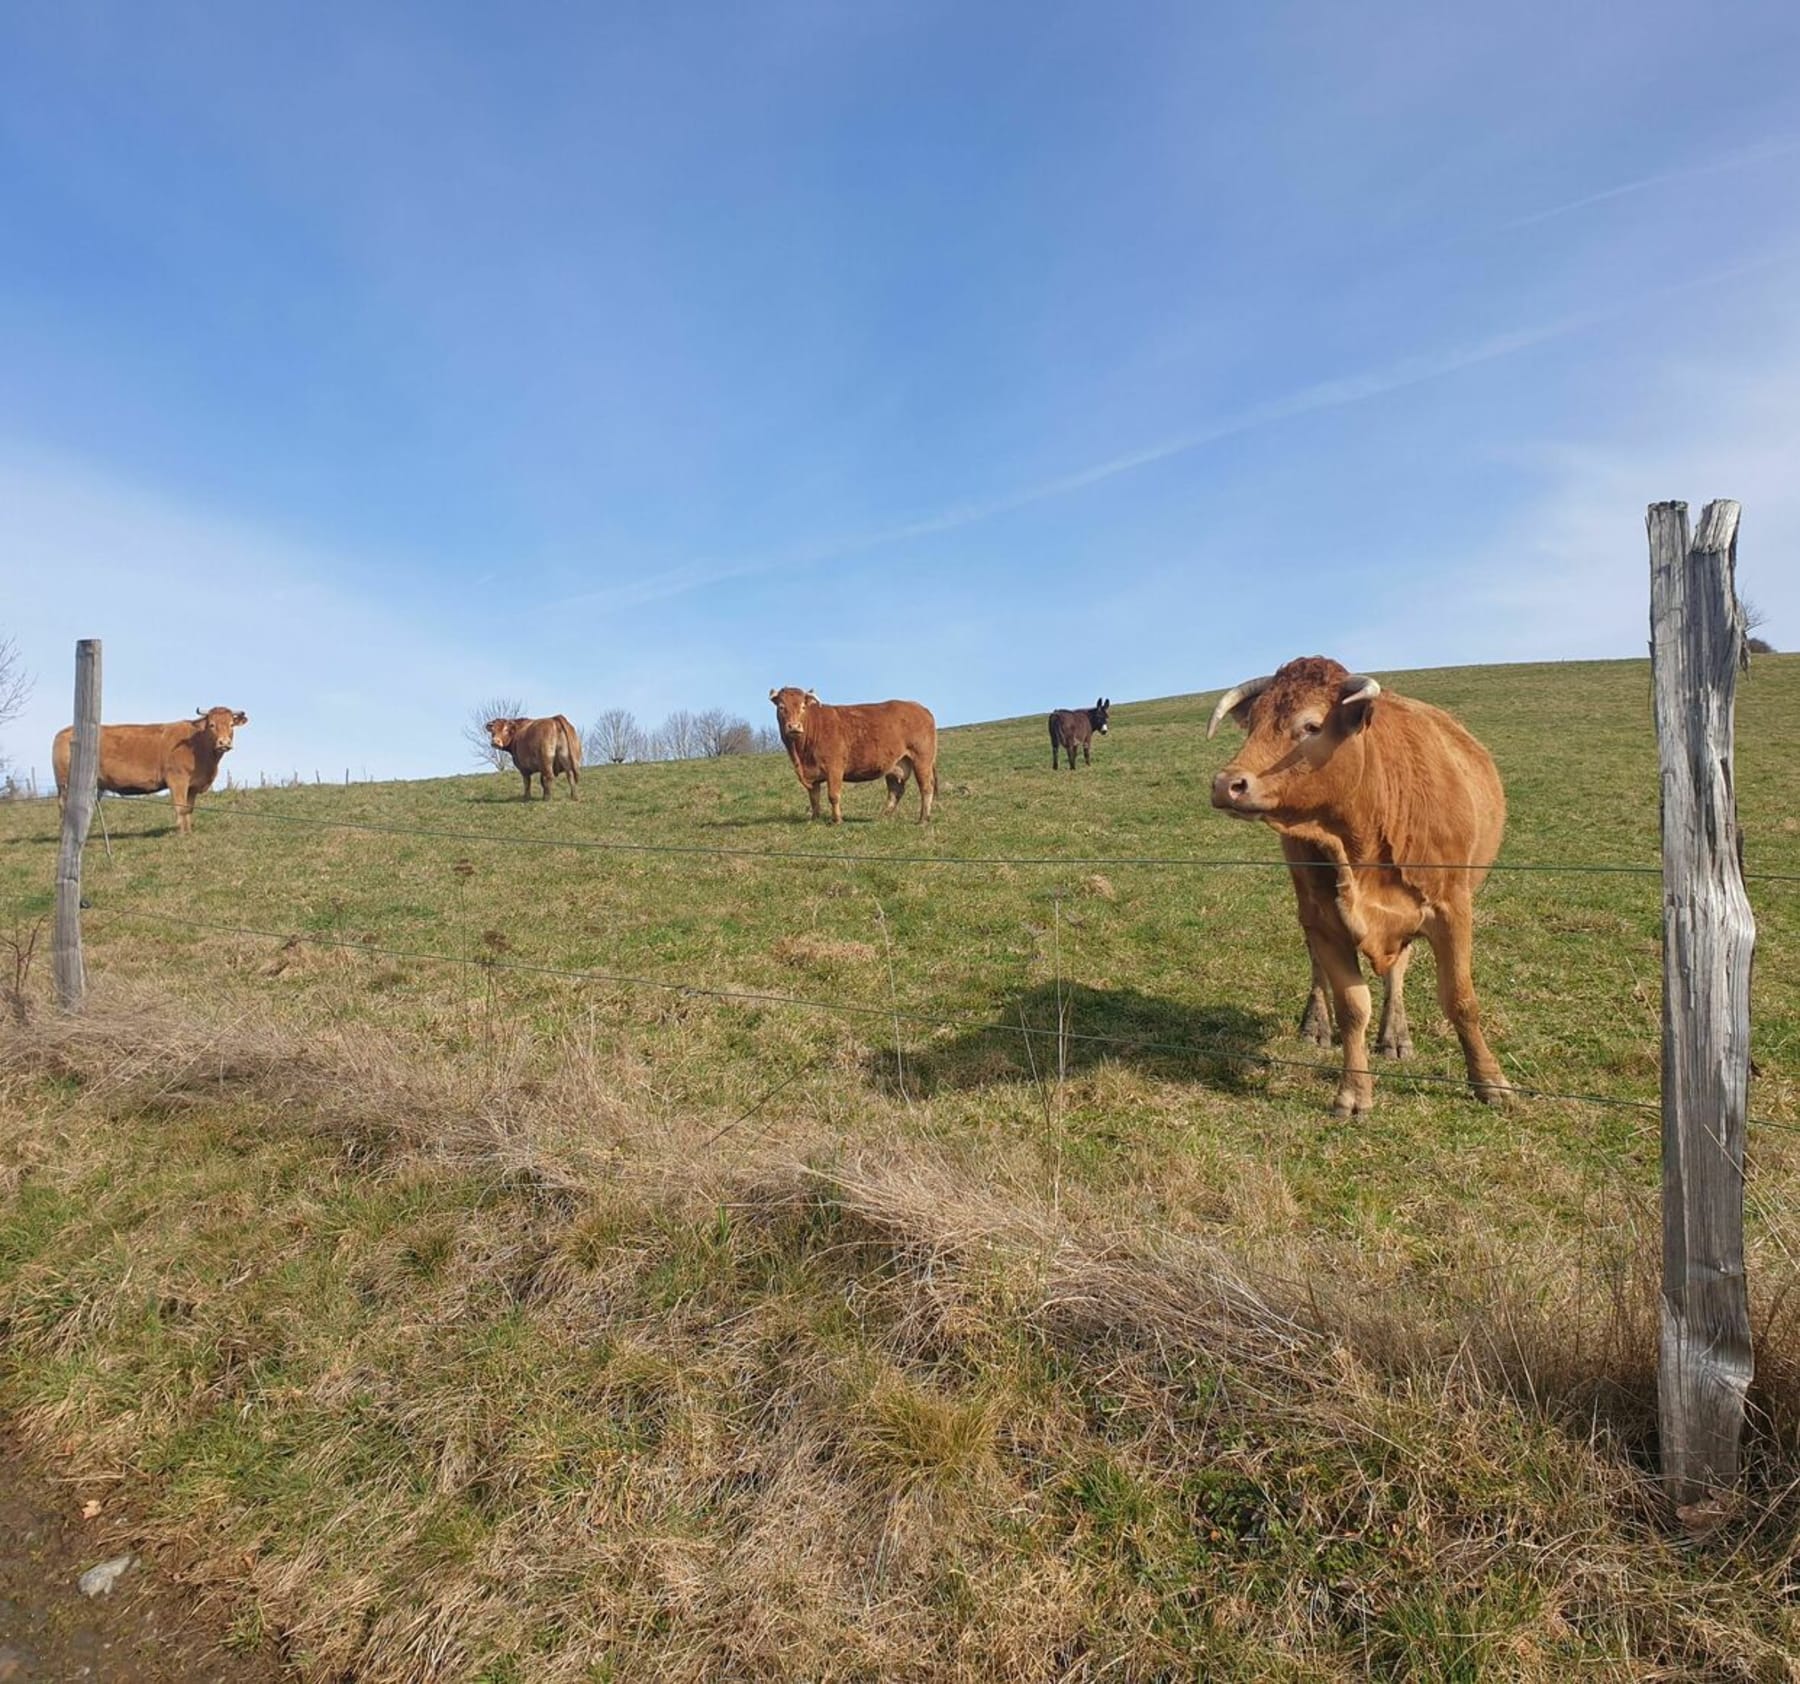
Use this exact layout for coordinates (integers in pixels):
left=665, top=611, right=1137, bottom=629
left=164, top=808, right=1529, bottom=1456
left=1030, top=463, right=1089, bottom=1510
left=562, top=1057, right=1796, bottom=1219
left=1048, top=697, right=1110, bottom=770
left=487, top=715, right=581, bottom=800
left=769, top=687, right=938, bottom=823
left=1207, top=656, right=1509, bottom=1115
left=53, top=707, right=248, bottom=836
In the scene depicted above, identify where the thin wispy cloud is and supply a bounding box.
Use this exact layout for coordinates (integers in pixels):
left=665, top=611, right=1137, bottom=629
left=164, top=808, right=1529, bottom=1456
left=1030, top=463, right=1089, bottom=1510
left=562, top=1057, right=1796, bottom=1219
left=567, top=256, right=1778, bottom=615
left=1492, top=134, right=1800, bottom=234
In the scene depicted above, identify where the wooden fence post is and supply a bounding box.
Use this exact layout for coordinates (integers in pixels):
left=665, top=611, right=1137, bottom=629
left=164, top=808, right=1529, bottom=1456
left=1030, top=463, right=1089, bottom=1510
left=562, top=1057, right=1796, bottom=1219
left=1647, top=500, right=1755, bottom=1512
left=53, top=639, right=103, bottom=1011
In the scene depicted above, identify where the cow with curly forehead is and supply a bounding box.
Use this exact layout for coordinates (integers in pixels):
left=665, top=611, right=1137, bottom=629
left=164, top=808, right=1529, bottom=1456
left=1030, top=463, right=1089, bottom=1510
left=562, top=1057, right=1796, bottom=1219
left=1208, top=656, right=1509, bottom=1116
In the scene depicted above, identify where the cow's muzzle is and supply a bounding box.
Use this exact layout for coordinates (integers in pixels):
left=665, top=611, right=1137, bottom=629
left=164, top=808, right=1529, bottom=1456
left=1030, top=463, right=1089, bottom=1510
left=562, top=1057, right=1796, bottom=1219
left=1211, top=769, right=1259, bottom=812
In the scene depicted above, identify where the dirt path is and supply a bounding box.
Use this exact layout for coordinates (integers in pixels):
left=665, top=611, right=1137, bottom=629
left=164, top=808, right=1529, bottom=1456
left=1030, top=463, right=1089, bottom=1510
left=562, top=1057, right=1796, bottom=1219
left=0, top=1434, right=285, bottom=1683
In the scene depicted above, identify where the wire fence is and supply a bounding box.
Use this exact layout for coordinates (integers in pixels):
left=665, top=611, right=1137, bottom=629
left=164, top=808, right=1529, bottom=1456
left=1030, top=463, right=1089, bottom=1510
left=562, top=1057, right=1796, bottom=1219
left=205, top=803, right=1800, bottom=881
left=6, top=791, right=1797, bottom=1136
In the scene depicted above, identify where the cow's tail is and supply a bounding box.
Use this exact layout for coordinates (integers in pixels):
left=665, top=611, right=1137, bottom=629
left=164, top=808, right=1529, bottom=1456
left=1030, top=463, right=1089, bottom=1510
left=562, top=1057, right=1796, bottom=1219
left=556, top=715, right=582, bottom=771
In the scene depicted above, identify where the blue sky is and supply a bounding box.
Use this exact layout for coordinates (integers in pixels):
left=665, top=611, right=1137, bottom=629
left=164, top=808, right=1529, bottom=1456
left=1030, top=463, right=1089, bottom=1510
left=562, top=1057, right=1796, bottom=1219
left=3, top=0, right=1797, bottom=783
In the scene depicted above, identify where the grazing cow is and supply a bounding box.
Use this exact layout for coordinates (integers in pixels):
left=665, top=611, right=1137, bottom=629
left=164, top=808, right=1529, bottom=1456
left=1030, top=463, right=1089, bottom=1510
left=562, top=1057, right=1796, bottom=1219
left=1048, top=697, right=1110, bottom=770
left=768, top=687, right=938, bottom=823
left=1207, top=656, right=1509, bottom=1115
left=487, top=715, right=581, bottom=801
left=53, top=707, right=248, bottom=836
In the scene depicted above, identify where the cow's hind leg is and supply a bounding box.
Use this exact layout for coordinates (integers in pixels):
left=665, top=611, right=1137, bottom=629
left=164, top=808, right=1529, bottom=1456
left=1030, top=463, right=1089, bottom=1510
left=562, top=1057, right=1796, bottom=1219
left=1298, top=943, right=1334, bottom=1047
left=912, top=753, right=935, bottom=822
left=1422, top=905, right=1509, bottom=1103
left=1316, top=931, right=1374, bottom=1116
left=520, top=769, right=532, bottom=801
left=1375, top=944, right=1415, bottom=1059
left=563, top=756, right=579, bottom=801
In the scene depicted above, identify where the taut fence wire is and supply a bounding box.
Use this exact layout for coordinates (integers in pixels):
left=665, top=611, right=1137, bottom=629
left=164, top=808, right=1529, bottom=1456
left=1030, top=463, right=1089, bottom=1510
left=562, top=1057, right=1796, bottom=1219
left=88, top=899, right=1784, bottom=1125
left=203, top=801, right=1800, bottom=882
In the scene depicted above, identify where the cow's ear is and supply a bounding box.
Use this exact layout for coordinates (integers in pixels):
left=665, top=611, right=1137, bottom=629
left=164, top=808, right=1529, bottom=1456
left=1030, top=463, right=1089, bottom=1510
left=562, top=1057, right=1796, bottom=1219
left=1336, top=675, right=1380, bottom=735
left=769, top=689, right=780, bottom=703
left=804, top=689, right=818, bottom=703
left=233, top=711, right=248, bottom=725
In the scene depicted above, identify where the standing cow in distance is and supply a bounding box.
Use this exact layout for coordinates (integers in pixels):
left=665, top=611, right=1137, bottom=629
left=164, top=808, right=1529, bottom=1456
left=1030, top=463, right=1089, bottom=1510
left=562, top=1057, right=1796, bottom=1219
left=1049, top=697, right=1110, bottom=770
left=53, top=706, right=248, bottom=836
left=768, top=688, right=938, bottom=823
left=487, top=715, right=581, bottom=801
left=1207, top=656, right=1509, bottom=1116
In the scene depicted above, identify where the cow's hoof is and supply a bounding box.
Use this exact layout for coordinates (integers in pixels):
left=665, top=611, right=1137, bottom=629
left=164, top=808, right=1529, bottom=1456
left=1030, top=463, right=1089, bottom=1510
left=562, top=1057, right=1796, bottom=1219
left=1376, top=1033, right=1414, bottom=1060
left=1331, top=1085, right=1373, bottom=1117
left=1473, top=1078, right=1514, bottom=1107
left=1298, top=1011, right=1333, bottom=1049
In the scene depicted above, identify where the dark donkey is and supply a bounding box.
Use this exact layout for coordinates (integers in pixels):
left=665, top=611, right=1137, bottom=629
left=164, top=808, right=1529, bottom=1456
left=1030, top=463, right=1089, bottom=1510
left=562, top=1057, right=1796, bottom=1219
left=1048, top=697, right=1111, bottom=770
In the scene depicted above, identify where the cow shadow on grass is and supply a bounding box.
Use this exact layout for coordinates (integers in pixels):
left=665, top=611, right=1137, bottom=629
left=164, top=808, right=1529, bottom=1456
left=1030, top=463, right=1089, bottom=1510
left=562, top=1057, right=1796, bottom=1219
left=873, top=983, right=1276, bottom=1098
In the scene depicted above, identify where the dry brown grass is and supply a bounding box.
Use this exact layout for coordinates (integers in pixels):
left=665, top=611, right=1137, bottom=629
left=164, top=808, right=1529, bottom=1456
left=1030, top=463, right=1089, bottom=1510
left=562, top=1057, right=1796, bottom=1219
left=3, top=989, right=1798, bottom=1680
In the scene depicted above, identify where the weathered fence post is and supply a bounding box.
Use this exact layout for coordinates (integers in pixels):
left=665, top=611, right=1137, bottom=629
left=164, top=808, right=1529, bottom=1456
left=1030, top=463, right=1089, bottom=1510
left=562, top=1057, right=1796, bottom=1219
left=53, top=639, right=103, bottom=1010
left=1647, top=500, right=1755, bottom=1512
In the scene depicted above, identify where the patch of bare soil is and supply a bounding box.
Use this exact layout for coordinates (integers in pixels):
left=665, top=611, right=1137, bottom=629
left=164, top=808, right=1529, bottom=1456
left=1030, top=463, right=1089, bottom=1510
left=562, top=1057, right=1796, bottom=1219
left=0, top=1433, right=285, bottom=1683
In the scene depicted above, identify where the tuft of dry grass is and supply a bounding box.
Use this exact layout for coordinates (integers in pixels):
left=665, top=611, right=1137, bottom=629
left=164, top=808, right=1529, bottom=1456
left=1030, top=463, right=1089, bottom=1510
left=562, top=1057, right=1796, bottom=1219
left=3, top=992, right=1797, bottom=1681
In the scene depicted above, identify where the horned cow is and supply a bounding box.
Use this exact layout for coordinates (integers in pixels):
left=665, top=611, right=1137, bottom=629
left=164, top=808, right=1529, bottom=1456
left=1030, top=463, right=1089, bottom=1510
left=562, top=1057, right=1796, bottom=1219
left=53, top=707, right=248, bottom=836
left=1207, top=656, right=1509, bottom=1115
left=487, top=715, right=581, bottom=801
left=768, top=688, right=938, bottom=823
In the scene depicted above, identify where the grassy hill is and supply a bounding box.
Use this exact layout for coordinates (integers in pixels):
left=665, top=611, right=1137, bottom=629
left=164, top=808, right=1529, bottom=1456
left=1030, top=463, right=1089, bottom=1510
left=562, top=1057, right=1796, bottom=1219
left=1, top=657, right=1797, bottom=1680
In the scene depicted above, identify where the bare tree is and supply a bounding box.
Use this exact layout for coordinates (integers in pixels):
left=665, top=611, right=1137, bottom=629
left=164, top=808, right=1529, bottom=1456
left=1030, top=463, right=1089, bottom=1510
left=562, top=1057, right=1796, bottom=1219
left=1739, top=597, right=1776, bottom=653
left=587, top=707, right=645, bottom=765
left=0, top=637, right=31, bottom=775
left=656, top=708, right=700, bottom=761
left=696, top=708, right=754, bottom=758
left=752, top=724, right=782, bottom=755
left=464, top=695, right=525, bottom=770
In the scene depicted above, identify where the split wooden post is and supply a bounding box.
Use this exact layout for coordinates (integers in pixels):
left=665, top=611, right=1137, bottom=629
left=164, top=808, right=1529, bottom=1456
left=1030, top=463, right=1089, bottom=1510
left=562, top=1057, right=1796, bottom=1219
left=1647, top=500, right=1755, bottom=1510
left=53, top=639, right=103, bottom=1011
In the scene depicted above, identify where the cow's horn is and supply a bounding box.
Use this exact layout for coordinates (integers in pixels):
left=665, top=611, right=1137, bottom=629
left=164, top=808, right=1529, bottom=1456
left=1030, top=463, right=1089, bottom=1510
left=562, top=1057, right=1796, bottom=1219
left=769, top=688, right=780, bottom=702
left=1206, top=675, right=1273, bottom=738
left=1338, top=675, right=1381, bottom=706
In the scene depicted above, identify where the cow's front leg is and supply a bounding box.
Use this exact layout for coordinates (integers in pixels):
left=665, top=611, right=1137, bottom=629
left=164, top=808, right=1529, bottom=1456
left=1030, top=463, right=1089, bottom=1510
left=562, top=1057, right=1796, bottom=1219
left=827, top=775, right=844, bottom=824
left=1375, top=944, right=1414, bottom=1059
left=1317, top=932, right=1373, bottom=1115
left=807, top=779, right=823, bottom=820
left=882, top=770, right=907, bottom=816
left=519, top=769, right=532, bottom=801
left=1423, top=904, right=1510, bottom=1104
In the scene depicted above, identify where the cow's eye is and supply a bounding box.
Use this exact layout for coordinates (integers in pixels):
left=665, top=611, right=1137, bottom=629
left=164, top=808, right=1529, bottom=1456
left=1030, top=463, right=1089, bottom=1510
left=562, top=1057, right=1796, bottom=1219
left=1301, top=720, right=1321, bottom=736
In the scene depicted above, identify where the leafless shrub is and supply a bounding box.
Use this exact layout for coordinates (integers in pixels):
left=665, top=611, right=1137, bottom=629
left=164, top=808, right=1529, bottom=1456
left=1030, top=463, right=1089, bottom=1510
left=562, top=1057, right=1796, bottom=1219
left=695, top=708, right=754, bottom=758
left=463, top=695, right=525, bottom=770
left=0, top=635, right=32, bottom=775
left=587, top=707, right=645, bottom=764
left=653, top=708, right=700, bottom=761
left=0, top=916, right=43, bottom=1025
